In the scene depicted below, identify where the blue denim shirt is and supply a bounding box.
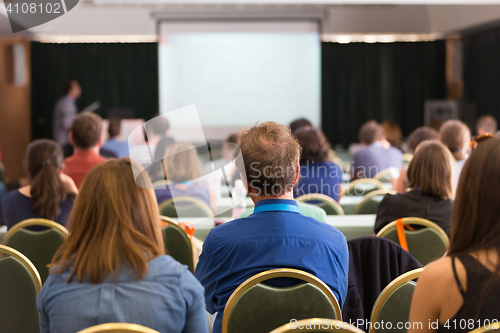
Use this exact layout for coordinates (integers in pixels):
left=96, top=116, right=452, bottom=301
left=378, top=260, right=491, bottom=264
left=37, top=255, right=208, bottom=333
left=194, top=199, right=349, bottom=333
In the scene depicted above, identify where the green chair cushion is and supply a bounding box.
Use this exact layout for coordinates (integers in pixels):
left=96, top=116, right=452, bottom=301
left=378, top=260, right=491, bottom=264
left=5, top=229, right=65, bottom=283
left=383, top=228, right=447, bottom=265
left=162, top=225, right=193, bottom=272
left=0, top=256, right=40, bottom=333
left=375, top=281, right=416, bottom=333
left=227, top=282, right=338, bottom=333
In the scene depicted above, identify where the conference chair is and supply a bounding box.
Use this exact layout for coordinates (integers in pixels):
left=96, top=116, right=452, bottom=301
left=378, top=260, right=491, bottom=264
left=0, top=161, right=4, bottom=182
left=222, top=268, right=342, bottom=333
left=159, top=196, right=214, bottom=218
left=2, top=218, right=68, bottom=283
left=374, top=167, right=400, bottom=183
left=353, top=189, right=397, bottom=215
left=329, top=149, right=344, bottom=166
left=369, top=268, right=424, bottom=333
left=160, top=216, right=195, bottom=273
left=296, top=193, right=345, bottom=215
left=402, top=154, right=413, bottom=165
left=77, top=323, right=160, bottom=333
left=342, top=179, right=385, bottom=197
left=469, top=322, right=500, bottom=333
left=0, top=244, right=42, bottom=333
left=269, top=319, right=365, bottom=333
left=376, top=217, right=449, bottom=266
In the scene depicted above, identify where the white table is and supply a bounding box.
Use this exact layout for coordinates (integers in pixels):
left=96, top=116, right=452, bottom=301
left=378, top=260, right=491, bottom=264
left=175, top=214, right=376, bottom=242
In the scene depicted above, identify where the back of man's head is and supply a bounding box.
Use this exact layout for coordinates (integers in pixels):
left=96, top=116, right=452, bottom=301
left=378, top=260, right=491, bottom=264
left=236, top=122, right=301, bottom=197
left=149, top=114, right=170, bottom=136
left=359, top=120, right=383, bottom=145
left=108, top=117, right=122, bottom=138
left=71, top=112, right=102, bottom=150
left=476, top=115, right=497, bottom=135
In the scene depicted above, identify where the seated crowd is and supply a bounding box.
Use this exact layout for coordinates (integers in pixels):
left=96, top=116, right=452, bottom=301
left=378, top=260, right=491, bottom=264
left=1, top=111, right=500, bottom=333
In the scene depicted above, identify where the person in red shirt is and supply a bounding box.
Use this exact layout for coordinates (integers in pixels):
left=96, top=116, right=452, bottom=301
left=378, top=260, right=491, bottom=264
left=64, top=112, right=107, bottom=188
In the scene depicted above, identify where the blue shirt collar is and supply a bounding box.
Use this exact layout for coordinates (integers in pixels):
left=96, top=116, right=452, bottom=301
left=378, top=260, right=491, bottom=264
left=253, top=199, right=300, bottom=214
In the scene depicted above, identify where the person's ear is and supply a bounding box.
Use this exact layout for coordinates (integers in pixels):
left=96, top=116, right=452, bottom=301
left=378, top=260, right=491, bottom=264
left=69, top=132, right=74, bottom=146
left=294, top=164, right=300, bottom=184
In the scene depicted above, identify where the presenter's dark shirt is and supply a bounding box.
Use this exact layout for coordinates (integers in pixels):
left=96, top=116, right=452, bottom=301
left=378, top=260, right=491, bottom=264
left=374, top=190, right=452, bottom=237
left=194, top=199, right=349, bottom=333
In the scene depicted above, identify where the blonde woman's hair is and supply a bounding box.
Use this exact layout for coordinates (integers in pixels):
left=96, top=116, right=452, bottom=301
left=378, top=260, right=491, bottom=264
left=439, top=120, right=471, bottom=161
left=164, top=142, right=201, bottom=182
left=407, top=140, right=454, bottom=200
left=51, top=158, right=164, bottom=283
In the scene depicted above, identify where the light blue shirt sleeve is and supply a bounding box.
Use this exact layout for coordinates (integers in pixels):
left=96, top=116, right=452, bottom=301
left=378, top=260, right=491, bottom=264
left=180, top=269, right=210, bottom=333
left=36, top=274, right=52, bottom=333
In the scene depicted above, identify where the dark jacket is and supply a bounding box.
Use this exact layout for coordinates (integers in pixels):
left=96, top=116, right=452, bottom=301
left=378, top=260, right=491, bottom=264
left=374, top=190, right=452, bottom=237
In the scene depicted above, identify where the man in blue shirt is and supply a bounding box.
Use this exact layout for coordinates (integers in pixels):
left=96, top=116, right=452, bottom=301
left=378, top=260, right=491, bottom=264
left=101, top=117, right=130, bottom=158
left=53, top=79, right=81, bottom=147
left=351, top=120, right=403, bottom=179
left=194, top=122, right=349, bottom=333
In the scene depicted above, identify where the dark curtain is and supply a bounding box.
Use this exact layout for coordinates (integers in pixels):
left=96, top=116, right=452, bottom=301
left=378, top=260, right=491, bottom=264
left=31, top=42, right=158, bottom=140
left=322, top=41, right=446, bottom=148
left=463, top=27, right=500, bottom=120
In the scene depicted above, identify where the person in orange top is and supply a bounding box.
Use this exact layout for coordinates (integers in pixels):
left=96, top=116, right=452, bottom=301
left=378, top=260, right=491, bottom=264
left=64, top=112, right=107, bottom=188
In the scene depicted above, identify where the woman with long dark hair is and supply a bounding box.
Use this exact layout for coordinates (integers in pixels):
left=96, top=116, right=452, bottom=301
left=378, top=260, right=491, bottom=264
left=3, top=139, right=77, bottom=229
left=409, top=137, right=500, bottom=332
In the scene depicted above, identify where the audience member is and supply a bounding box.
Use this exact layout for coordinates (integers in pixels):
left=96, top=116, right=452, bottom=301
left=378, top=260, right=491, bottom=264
left=3, top=140, right=77, bottom=230
left=439, top=120, right=471, bottom=189
left=289, top=117, right=313, bottom=134
left=351, top=120, right=403, bottom=179
left=37, top=159, right=207, bottom=333
left=53, top=79, right=81, bottom=148
left=194, top=122, right=349, bottom=333
left=202, top=133, right=238, bottom=177
left=239, top=200, right=328, bottom=222
left=152, top=114, right=175, bottom=163
left=101, top=117, right=129, bottom=158
left=155, top=142, right=216, bottom=213
left=382, top=120, right=403, bottom=149
left=408, top=137, right=500, bottom=333
left=64, top=112, right=107, bottom=188
left=374, top=141, right=454, bottom=237
left=475, top=115, right=497, bottom=136
left=293, top=127, right=343, bottom=201
left=394, top=126, right=439, bottom=193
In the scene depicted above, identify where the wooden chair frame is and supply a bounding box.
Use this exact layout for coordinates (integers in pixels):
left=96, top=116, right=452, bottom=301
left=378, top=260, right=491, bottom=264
left=402, top=154, right=413, bottom=164
left=469, top=322, right=500, bottom=333
left=222, top=268, right=342, bottom=333
left=77, top=323, right=160, bottom=333
left=353, top=189, right=396, bottom=215
left=0, top=244, right=42, bottom=293
left=376, top=217, right=450, bottom=249
left=295, top=193, right=345, bottom=215
left=2, top=218, right=69, bottom=245
left=374, top=167, right=400, bottom=182
left=342, top=179, right=385, bottom=196
left=159, top=196, right=214, bottom=218
left=369, top=268, right=424, bottom=333
left=270, top=318, right=365, bottom=333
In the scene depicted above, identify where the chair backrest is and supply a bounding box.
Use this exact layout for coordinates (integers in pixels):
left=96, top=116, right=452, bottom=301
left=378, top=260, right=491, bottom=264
left=329, top=149, right=344, bottom=166
left=376, top=217, right=449, bottom=266
left=159, top=196, right=214, bottom=218
left=77, top=323, right=160, bottom=333
left=354, top=190, right=396, bottom=215
left=270, top=319, right=366, bottom=333
left=3, top=218, right=68, bottom=283
left=342, top=179, right=385, bottom=197
left=222, top=268, right=342, bottom=333
left=0, top=244, right=42, bottom=333
left=0, top=161, right=4, bottom=182
left=374, top=167, right=400, bottom=183
left=370, top=268, right=423, bottom=333
left=402, top=154, right=413, bottom=165
left=160, top=216, right=194, bottom=273
left=295, top=193, right=345, bottom=215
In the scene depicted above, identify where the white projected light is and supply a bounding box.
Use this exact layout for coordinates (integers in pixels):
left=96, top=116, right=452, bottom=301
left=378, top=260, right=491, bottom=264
left=158, top=21, right=321, bottom=142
